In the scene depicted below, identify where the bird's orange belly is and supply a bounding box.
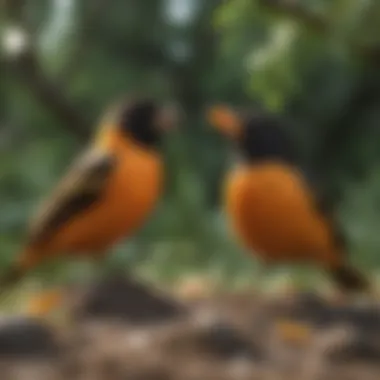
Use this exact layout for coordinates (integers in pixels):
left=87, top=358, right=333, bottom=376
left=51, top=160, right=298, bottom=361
left=49, top=156, right=162, bottom=255
left=224, top=165, right=332, bottom=263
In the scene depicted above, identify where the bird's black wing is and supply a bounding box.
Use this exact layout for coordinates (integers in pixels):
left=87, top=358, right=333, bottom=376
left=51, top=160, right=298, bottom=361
left=27, top=149, right=116, bottom=245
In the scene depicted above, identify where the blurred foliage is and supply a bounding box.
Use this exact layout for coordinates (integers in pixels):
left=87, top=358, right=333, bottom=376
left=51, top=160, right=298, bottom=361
left=1, top=0, right=380, bottom=287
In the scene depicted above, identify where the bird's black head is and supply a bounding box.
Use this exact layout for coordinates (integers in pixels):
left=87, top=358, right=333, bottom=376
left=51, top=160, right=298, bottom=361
left=207, top=105, right=298, bottom=164
left=113, top=97, right=179, bottom=149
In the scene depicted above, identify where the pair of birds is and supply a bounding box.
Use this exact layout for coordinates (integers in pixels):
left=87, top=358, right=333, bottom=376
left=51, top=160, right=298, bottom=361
left=1, top=97, right=369, bottom=301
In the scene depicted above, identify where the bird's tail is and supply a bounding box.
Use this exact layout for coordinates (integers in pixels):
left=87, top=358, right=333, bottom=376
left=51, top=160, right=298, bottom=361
left=0, top=265, right=26, bottom=291
left=328, top=263, right=369, bottom=293
left=0, top=248, right=40, bottom=299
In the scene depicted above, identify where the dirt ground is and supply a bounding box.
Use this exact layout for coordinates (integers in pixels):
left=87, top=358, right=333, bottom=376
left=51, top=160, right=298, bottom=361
left=0, top=276, right=380, bottom=380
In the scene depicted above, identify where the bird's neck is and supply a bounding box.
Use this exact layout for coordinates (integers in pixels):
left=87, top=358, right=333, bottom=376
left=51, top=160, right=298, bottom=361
left=94, top=126, right=159, bottom=157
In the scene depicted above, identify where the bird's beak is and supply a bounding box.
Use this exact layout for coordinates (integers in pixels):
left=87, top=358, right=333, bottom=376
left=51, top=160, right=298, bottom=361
left=156, top=103, right=182, bottom=132
left=206, top=105, right=242, bottom=140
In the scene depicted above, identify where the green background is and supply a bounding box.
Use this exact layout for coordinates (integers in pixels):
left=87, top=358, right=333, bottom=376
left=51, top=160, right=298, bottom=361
left=2, top=0, right=380, bottom=291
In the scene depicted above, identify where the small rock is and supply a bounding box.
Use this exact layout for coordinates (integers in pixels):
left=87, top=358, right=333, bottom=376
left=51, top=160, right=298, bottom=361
left=0, top=316, right=60, bottom=358
left=71, top=275, right=187, bottom=325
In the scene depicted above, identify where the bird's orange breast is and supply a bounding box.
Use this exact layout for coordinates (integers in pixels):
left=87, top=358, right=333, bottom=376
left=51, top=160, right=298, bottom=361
left=224, top=163, right=336, bottom=263
left=47, top=140, right=163, bottom=255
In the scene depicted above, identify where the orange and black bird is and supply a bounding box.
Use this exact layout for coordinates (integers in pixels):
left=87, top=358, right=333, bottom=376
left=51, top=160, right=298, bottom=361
left=207, top=105, right=369, bottom=294
left=0, top=97, right=179, bottom=294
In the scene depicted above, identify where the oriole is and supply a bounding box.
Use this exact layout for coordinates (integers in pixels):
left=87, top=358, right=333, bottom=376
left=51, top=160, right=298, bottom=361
left=1, top=97, right=179, bottom=293
left=207, top=105, right=368, bottom=293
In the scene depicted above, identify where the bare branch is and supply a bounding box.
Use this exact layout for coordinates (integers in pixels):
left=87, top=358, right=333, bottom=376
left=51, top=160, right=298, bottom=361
left=6, top=53, right=90, bottom=140
left=258, top=0, right=327, bottom=33
left=2, top=0, right=90, bottom=140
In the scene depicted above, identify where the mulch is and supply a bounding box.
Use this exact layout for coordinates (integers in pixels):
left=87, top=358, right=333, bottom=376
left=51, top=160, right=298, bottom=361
left=0, top=276, right=379, bottom=380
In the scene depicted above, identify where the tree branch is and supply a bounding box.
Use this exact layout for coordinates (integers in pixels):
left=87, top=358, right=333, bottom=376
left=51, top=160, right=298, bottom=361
left=3, top=0, right=90, bottom=140
left=258, top=0, right=327, bottom=33
left=6, top=53, right=90, bottom=140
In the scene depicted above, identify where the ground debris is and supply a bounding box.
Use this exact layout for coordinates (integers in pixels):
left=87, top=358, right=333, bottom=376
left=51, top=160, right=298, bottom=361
left=2, top=281, right=380, bottom=379
left=69, top=275, right=187, bottom=324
